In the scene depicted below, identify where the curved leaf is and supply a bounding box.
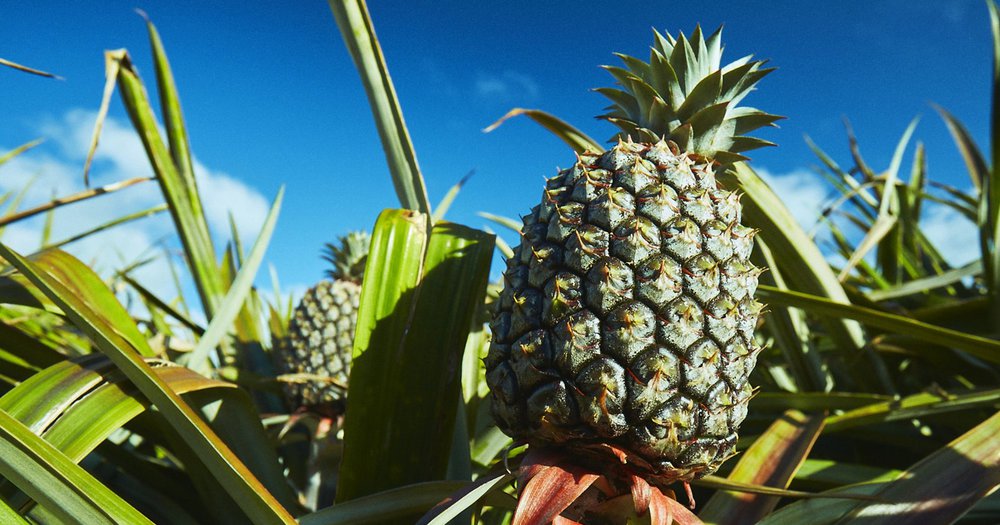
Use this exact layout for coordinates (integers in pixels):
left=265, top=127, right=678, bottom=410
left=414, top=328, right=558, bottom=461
left=0, top=244, right=296, bottom=524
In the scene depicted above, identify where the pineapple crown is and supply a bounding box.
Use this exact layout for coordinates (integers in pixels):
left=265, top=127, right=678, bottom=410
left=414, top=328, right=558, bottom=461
left=322, top=231, right=370, bottom=283
left=597, top=25, right=783, bottom=164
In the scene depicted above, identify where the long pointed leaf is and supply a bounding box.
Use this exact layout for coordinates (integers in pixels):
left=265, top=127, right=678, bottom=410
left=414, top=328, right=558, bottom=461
left=0, top=244, right=295, bottom=524
left=328, top=0, right=430, bottom=214
left=0, top=408, right=153, bottom=524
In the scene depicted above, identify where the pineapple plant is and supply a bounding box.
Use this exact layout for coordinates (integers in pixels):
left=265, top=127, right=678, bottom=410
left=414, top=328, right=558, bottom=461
left=276, top=231, right=370, bottom=413
left=484, top=25, right=780, bottom=517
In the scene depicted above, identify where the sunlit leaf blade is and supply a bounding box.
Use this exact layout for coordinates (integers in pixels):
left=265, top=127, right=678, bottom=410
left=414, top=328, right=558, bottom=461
left=110, top=49, right=225, bottom=318
left=0, top=139, right=43, bottom=170
left=0, top=321, right=65, bottom=372
left=0, top=355, right=113, bottom=439
left=838, top=119, right=916, bottom=282
left=1, top=357, right=294, bottom=516
left=302, top=481, right=471, bottom=525
left=337, top=209, right=427, bottom=504
left=865, top=260, right=982, bottom=302
left=30, top=251, right=155, bottom=358
left=751, top=392, right=891, bottom=412
left=141, top=13, right=198, bottom=205
left=337, top=210, right=494, bottom=518
left=0, top=497, right=28, bottom=525
left=40, top=205, right=168, bottom=253
left=794, top=460, right=902, bottom=488
left=0, top=408, right=153, bottom=524
left=432, top=169, right=474, bottom=222
left=478, top=212, right=522, bottom=234
left=118, top=271, right=204, bottom=336
left=757, top=284, right=1000, bottom=364
left=695, top=476, right=860, bottom=501
left=831, top=409, right=1000, bottom=524
left=185, top=187, right=283, bottom=373
left=700, top=411, right=824, bottom=524
left=0, top=57, right=61, bottom=79
left=0, top=177, right=152, bottom=229
left=4, top=355, right=295, bottom=513
left=0, top=244, right=295, bottom=524
left=824, top=388, right=1000, bottom=432
left=756, top=483, right=885, bottom=525
left=483, top=108, right=603, bottom=153
left=419, top=472, right=511, bottom=525
left=328, top=0, right=430, bottom=214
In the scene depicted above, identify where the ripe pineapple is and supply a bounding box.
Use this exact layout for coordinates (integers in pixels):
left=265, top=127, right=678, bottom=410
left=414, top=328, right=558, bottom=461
left=277, top=231, right=369, bottom=412
left=485, top=26, right=779, bottom=487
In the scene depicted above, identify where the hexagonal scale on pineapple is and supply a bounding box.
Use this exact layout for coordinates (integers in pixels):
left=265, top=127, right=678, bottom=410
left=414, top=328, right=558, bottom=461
left=635, top=181, right=680, bottom=225
left=601, top=300, right=656, bottom=364
left=612, top=215, right=660, bottom=262
left=584, top=257, right=634, bottom=315
left=573, top=357, right=628, bottom=437
left=634, top=253, right=683, bottom=305
left=552, top=310, right=602, bottom=376
left=626, top=346, right=682, bottom=422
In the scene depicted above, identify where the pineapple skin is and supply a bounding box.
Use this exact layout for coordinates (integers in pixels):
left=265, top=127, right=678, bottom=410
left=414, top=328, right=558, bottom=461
left=280, top=279, right=360, bottom=408
left=485, top=140, right=763, bottom=481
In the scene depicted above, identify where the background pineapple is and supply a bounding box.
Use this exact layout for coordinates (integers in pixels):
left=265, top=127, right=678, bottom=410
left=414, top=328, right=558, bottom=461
left=485, top=26, right=780, bottom=486
left=277, top=231, right=370, bottom=413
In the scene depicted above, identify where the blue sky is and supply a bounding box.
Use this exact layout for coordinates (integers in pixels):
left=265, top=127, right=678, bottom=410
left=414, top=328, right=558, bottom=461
left=0, top=1, right=993, bottom=303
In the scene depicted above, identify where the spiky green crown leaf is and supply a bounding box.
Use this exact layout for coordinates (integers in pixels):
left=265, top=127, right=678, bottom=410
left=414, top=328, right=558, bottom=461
left=322, top=231, right=370, bottom=282
left=597, top=25, right=783, bottom=164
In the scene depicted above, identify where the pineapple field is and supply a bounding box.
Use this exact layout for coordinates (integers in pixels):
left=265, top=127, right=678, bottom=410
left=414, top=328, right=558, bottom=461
left=1, top=2, right=999, bottom=524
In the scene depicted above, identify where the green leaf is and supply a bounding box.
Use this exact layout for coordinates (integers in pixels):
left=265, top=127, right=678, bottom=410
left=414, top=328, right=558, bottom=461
left=420, top=473, right=511, bottom=525
left=328, top=0, right=430, bottom=214
left=825, top=388, right=1000, bottom=433
left=0, top=58, right=61, bottom=79
left=831, top=409, right=1000, bottom=523
left=756, top=483, right=885, bottom=525
left=41, top=204, right=168, bottom=253
left=757, top=284, right=1000, bottom=365
left=0, top=244, right=296, bottom=524
left=0, top=139, right=43, bottom=170
left=1, top=355, right=295, bottom=516
left=336, top=210, right=494, bottom=516
left=700, top=411, right=824, bottom=525
left=720, top=163, right=891, bottom=392
left=838, top=119, right=917, bottom=281
left=432, top=169, right=474, bottom=222
left=184, top=187, right=283, bottom=374
left=0, top=408, right=153, bottom=524
left=106, top=49, right=225, bottom=318
left=483, top=107, right=603, bottom=153
left=141, top=12, right=198, bottom=207
left=756, top=238, right=828, bottom=392
left=0, top=497, right=29, bottom=525
left=302, top=481, right=471, bottom=525
left=794, top=460, right=902, bottom=488
left=865, top=260, right=982, bottom=302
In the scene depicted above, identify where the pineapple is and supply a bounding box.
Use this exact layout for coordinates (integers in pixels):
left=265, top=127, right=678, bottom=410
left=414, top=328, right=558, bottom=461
left=485, top=25, right=779, bottom=493
left=277, top=231, right=369, bottom=412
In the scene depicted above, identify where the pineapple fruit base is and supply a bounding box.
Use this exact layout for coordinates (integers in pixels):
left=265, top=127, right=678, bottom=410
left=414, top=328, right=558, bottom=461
left=486, top=141, right=763, bottom=481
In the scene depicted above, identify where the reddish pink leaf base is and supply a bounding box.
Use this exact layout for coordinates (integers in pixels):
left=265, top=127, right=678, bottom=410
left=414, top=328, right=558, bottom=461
left=514, top=449, right=600, bottom=525
left=512, top=447, right=705, bottom=525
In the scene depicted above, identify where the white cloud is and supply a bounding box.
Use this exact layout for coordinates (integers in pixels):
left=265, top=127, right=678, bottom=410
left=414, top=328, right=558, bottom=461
left=0, top=108, right=271, bottom=312
left=475, top=71, right=540, bottom=100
